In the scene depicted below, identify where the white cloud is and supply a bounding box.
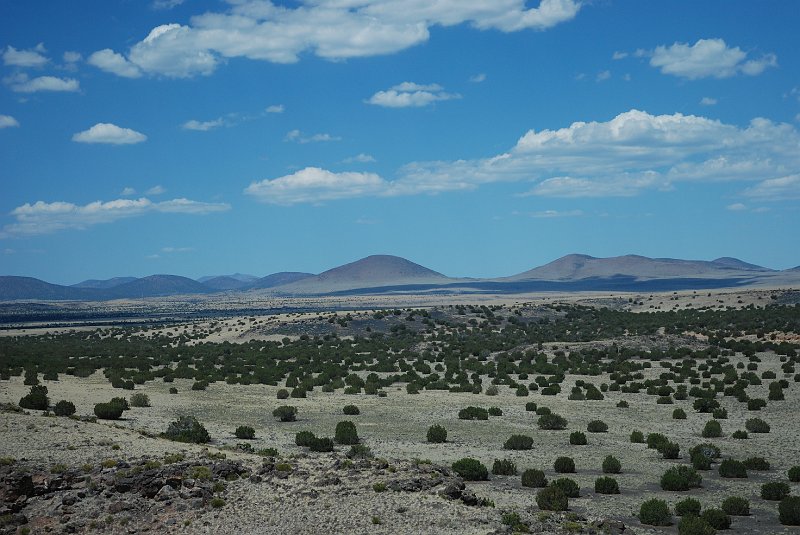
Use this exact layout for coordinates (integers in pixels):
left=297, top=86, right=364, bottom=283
left=612, top=51, right=628, bottom=60
left=72, top=123, right=147, bottom=145
left=284, top=129, right=340, bottom=143
left=161, top=246, right=193, bottom=253
left=182, top=118, right=224, bottom=131
left=5, top=73, right=79, bottom=93
left=62, top=51, right=82, bottom=63
left=649, top=38, right=777, bottom=79
left=87, top=49, right=142, bottom=78
left=1, top=197, right=230, bottom=238
left=528, top=209, right=584, bottom=218
left=121, top=187, right=137, bottom=196
left=88, top=0, right=581, bottom=78
left=700, top=97, right=717, bottom=106
left=367, top=81, right=460, bottom=108
left=3, top=44, right=48, bottom=67
left=343, top=153, right=377, bottom=163
left=146, top=185, right=166, bottom=195
left=596, top=70, right=610, bottom=82
left=0, top=115, right=20, bottom=128
left=742, top=174, right=800, bottom=201
left=245, top=167, right=388, bottom=204
left=152, top=0, right=184, bottom=9
left=469, top=73, right=487, bottom=83
left=726, top=203, right=747, bottom=211
left=265, top=104, right=284, bottom=113
left=243, top=110, right=800, bottom=204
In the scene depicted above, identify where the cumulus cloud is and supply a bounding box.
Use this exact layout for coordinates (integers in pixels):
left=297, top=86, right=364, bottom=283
left=527, top=209, right=584, bottom=218
left=2, top=44, right=49, bottom=67
left=726, top=203, right=747, bottom=211
left=182, top=118, right=224, bottom=131
left=121, top=187, right=137, bottom=196
left=241, top=109, right=800, bottom=204
left=284, top=129, right=340, bottom=143
left=469, top=73, right=487, bottom=83
left=5, top=73, right=79, bottom=93
left=62, top=51, right=82, bottom=64
left=146, top=185, right=166, bottom=195
left=700, top=97, right=717, bottom=106
left=72, top=123, right=147, bottom=145
left=245, top=167, right=388, bottom=204
left=742, top=174, right=800, bottom=201
left=649, top=38, right=777, bottom=79
left=87, top=0, right=581, bottom=78
left=152, top=0, right=185, bottom=9
left=1, top=197, right=229, bottom=238
left=367, top=81, right=460, bottom=108
left=596, top=70, right=611, bottom=82
left=265, top=104, right=284, bottom=113
left=0, top=115, right=19, bottom=128
left=343, top=153, right=377, bottom=163
left=87, top=49, right=142, bottom=78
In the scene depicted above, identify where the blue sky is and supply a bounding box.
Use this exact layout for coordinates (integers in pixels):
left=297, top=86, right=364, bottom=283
left=1, top=0, right=798, bottom=284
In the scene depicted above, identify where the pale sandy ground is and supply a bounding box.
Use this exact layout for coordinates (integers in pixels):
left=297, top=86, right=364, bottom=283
left=2, top=345, right=798, bottom=534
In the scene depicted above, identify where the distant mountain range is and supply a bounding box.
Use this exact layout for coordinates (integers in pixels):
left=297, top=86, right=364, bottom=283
left=1, top=253, right=798, bottom=301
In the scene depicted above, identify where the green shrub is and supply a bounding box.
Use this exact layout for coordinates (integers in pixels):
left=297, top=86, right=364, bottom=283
left=721, top=496, right=749, bottom=516
left=747, top=398, right=766, bottom=410
left=538, top=413, right=567, bottom=430
left=594, top=476, right=619, bottom=494
left=662, top=442, right=681, bottom=459
left=536, top=486, right=568, bottom=511
left=492, top=459, right=517, bottom=476
left=675, top=497, right=702, bottom=516
left=639, top=498, right=672, bottom=526
left=334, top=421, right=359, bottom=445
left=427, top=424, right=447, bottom=443
left=276, top=388, right=289, bottom=399
left=272, top=405, right=297, bottom=422
left=372, top=482, right=386, bottom=492
left=163, top=416, right=209, bottom=443
left=551, top=477, right=580, bottom=498
left=343, top=404, right=360, bottom=415
left=309, top=436, right=334, bottom=452
left=19, top=385, right=49, bottom=410
left=587, top=420, right=608, bottom=433
left=536, top=406, right=551, bottom=416
left=234, top=425, right=255, bottom=439
left=745, top=418, right=770, bottom=433
left=53, top=400, right=76, bottom=416
left=458, top=406, right=489, bottom=420
left=673, top=408, right=687, bottom=419
left=295, top=431, right=316, bottom=447
left=569, top=431, right=587, bottom=445
left=617, top=400, right=629, bottom=408
left=602, top=455, right=621, bottom=474
left=504, top=434, right=533, bottom=450
left=647, top=433, right=670, bottom=451
left=712, top=408, right=727, bottom=419
left=779, top=496, right=800, bottom=526
left=488, top=406, right=503, bottom=417
left=290, top=387, right=306, bottom=398
left=743, top=457, right=769, bottom=470
left=192, top=380, right=208, bottom=391
left=129, top=393, right=150, bottom=407
left=761, top=482, right=790, bottom=501
left=678, top=515, right=716, bottom=535
left=718, top=459, right=747, bottom=478
left=554, top=456, right=575, bottom=473
left=788, top=466, right=800, bottom=482
left=701, top=420, right=722, bottom=438
left=94, top=402, right=124, bottom=420
left=701, top=509, right=730, bottom=530
left=731, top=430, right=748, bottom=439
left=451, top=458, right=488, bottom=481
left=630, top=430, right=645, bottom=443
left=525, top=402, right=537, bottom=412
left=521, top=469, right=547, bottom=488
left=661, top=465, right=702, bottom=491
left=485, top=385, right=499, bottom=396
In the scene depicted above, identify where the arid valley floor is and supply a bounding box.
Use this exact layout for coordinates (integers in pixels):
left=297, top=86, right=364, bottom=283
left=1, top=288, right=799, bottom=534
